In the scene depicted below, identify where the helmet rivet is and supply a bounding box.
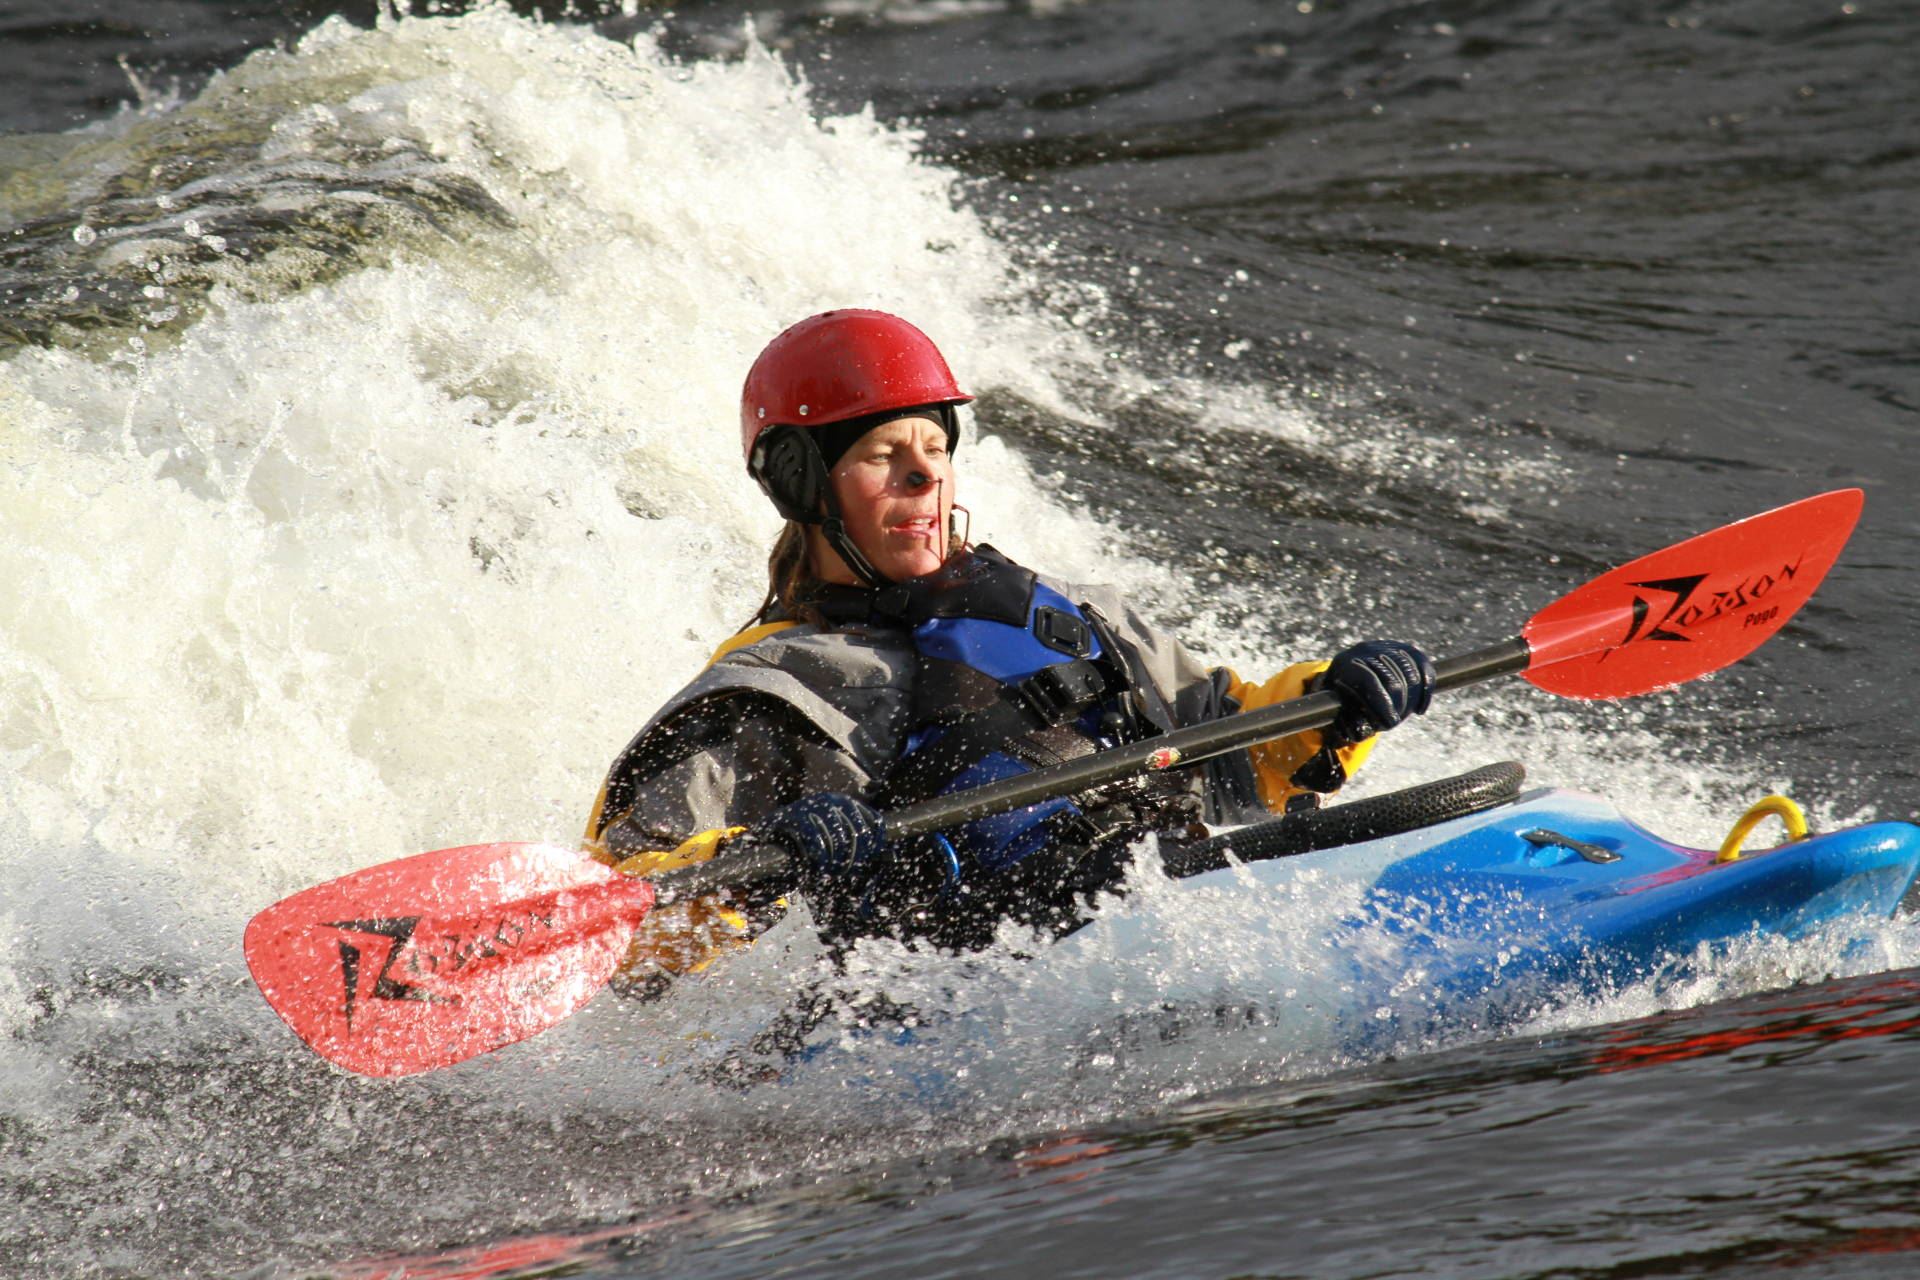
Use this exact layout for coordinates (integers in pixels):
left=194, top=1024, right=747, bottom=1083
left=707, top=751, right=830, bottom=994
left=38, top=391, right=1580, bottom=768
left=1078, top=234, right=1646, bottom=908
left=798, top=404, right=810, bottom=416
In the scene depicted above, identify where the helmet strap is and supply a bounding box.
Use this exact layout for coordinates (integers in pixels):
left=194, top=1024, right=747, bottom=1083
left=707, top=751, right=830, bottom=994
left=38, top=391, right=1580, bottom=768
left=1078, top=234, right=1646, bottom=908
left=818, top=512, right=891, bottom=590
left=749, top=424, right=893, bottom=589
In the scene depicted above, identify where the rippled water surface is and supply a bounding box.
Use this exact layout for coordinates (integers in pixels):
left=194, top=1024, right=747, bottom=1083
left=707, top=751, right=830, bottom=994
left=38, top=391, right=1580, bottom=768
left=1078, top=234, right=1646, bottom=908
left=3, top=2, right=1918, bottom=1277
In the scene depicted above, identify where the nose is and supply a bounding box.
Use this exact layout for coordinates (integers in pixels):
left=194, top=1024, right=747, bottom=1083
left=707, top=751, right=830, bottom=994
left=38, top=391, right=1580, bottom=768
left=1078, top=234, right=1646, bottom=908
left=902, top=443, right=940, bottom=491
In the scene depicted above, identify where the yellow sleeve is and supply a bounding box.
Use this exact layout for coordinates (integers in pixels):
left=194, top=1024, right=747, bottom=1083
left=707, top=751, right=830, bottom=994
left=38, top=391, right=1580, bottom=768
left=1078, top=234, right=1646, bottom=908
left=582, top=778, right=617, bottom=863
left=1221, top=660, right=1378, bottom=812
left=601, top=826, right=766, bottom=987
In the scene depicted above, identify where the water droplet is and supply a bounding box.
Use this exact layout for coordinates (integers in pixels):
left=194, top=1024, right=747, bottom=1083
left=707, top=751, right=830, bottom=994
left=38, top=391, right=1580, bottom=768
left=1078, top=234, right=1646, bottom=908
left=72, top=225, right=97, bottom=246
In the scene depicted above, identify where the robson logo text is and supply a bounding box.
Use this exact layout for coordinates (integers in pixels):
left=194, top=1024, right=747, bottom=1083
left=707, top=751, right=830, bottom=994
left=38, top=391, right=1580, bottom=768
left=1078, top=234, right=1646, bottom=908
left=326, top=905, right=561, bottom=1024
left=1619, top=557, right=1803, bottom=647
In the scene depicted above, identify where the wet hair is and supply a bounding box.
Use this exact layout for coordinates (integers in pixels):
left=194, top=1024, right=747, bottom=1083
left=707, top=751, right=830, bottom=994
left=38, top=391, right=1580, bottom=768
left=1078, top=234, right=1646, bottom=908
left=750, top=521, right=813, bottom=625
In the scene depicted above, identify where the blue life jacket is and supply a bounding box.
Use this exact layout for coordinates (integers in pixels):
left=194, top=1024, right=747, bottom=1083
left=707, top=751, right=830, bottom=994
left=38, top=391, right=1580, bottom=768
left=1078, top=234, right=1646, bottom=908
left=843, top=547, right=1194, bottom=910
left=903, top=577, right=1122, bottom=877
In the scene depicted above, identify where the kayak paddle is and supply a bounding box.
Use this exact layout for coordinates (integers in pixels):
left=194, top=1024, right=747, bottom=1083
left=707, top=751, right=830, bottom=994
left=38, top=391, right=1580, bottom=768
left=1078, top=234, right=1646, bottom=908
left=245, top=487, right=1862, bottom=1075
left=849, top=486, right=1866, bottom=846
left=244, top=842, right=654, bottom=1077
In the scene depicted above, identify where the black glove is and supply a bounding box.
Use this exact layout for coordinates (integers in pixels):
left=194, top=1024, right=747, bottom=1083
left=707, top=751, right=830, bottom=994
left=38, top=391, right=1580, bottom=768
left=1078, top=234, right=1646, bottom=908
left=756, top=792, right=891, bottom=897
left=1322, top=639, right=1437, bottom=745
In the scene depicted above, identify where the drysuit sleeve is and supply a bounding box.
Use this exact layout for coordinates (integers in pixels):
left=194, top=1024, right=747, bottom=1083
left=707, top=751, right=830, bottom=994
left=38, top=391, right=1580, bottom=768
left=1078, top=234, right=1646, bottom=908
left=584, top=692, right=869, bottom=865
left=1219, top=662, right=1378, bottom=810
left=582, top=692, right=870, bottom=990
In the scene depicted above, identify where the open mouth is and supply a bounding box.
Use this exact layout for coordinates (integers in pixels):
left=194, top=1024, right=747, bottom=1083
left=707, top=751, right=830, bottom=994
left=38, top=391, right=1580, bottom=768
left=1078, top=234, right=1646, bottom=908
left=890, top=514, right=940, bottom=538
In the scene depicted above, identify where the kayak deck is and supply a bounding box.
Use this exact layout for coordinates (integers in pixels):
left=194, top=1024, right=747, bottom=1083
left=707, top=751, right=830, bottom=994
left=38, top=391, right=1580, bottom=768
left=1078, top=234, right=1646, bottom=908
left=1215, top=788, right=1920, bottom=1005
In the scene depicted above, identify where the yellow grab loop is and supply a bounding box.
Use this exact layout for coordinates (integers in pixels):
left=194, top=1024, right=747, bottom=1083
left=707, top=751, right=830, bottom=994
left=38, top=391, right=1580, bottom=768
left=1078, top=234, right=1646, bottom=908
left=1715, top=794, right=1810, bottom=863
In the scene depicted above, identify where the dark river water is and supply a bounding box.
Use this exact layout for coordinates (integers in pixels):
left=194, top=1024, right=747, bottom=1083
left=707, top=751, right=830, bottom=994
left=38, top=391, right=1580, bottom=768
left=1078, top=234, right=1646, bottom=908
left=3, top=1, right=1918, bottom=1277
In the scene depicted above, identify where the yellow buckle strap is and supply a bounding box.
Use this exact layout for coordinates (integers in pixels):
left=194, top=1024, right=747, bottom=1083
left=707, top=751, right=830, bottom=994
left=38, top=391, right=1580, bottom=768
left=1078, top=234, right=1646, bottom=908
left=1715, top=795, right=1810, bottom=863
left=612, top=826, right=747, bottom=879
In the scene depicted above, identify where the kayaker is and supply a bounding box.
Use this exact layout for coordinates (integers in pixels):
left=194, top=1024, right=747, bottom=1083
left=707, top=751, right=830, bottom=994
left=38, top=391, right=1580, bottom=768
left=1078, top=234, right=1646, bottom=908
left=585, top=309, right=1435, bottom=962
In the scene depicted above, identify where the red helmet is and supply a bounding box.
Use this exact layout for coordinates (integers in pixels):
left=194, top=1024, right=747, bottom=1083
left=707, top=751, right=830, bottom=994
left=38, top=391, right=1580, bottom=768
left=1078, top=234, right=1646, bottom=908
left=739, top=309, right=972, bottom=462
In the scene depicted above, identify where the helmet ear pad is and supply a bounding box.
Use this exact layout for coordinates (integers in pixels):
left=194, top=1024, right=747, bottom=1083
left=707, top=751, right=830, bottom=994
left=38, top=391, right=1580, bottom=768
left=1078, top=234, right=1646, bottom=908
left=748, top=424, right=831, bottom=524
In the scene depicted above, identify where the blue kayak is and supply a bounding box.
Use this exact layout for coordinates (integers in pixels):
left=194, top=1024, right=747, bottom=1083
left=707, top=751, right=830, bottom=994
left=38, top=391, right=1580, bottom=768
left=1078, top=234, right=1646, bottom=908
left=1157, top=775, right=1920, bottom=1017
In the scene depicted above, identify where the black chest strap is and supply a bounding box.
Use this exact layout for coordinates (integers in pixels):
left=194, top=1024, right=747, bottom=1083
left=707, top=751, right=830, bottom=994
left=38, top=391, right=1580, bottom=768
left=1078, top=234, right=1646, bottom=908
left=873, top=655, right=1117, bottom=809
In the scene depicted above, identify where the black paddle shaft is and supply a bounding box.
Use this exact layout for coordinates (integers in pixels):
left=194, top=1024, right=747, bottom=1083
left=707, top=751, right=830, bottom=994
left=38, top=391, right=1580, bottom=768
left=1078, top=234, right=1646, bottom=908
left=655, top=638, right=1532, bottom=900
left=885, top=638, right=1532, bottom=837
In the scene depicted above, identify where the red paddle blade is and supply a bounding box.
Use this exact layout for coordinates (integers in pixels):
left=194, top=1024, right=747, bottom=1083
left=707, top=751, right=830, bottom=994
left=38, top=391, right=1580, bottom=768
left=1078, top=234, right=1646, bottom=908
left=244, top=843, right=654, bottom=1077
left=1521, top=488, right=1863, bottom=699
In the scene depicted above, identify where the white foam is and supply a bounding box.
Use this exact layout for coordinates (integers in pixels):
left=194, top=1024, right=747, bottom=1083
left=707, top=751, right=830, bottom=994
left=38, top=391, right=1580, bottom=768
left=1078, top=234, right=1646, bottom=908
left=0, top=8, right=1147, bottom=905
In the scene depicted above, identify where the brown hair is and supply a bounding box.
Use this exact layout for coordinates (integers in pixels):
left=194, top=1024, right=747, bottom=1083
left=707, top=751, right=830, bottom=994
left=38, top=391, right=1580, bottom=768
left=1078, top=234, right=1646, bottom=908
left=749, top=521, right=815, bottom=626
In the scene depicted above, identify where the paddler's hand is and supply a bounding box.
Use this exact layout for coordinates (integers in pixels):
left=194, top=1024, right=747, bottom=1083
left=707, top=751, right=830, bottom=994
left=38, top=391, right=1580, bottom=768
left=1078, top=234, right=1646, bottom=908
left=1322, top=639, right=1437, bottom=744
left=755, top=792, right=891, bottom=899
